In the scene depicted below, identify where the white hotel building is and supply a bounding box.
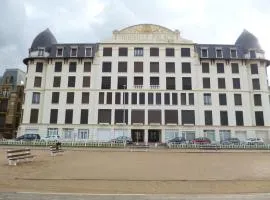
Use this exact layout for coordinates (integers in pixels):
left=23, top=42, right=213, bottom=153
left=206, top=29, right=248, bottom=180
left=19, top=24, right=270, bottom=143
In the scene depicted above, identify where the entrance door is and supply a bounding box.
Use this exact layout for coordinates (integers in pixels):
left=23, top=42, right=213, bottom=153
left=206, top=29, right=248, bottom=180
left=131, top=129, right=144, bottom=143
left=148, top=129, right=161, bottom=143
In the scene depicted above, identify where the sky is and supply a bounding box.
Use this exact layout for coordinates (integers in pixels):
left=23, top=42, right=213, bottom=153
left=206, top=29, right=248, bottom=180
left=0, top=0, right=270, bottom=76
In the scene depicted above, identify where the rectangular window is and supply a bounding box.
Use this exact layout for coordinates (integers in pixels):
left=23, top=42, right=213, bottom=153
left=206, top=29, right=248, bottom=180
left=103, top=47, right=112, bottom=56
left=234, top=94, right=242, bottom=106
left=66, top=92, right=74, bottom=104
left=219, top=93, right=227, bottom=105
left=150, top=62, right=159, bottom=73
left=78, top=129, right=89, bottom=140
left=218, top=78, right=226, bottom=89
left=70, top=48, right=77, bottom=57
left=30, top=109, right=38, bottom=123
left=32, top=92, right=40, bottom=104
left=231, top=63, right=239, bottom=73
left=65, top=109, right=73, bottom=124
left=148, top=110, right=161, bottom=124
left=69, top=62, right=77, bottom=72
left=216, top=49, right=223, bottom=58
left=118, top=62, right=127, bottom=72
left=101, top=77, right=111, bottom=89
left=205, top=110, right=212, bottom=125
left=156, top=93, right=161, bottom=105
left=51, top=92, right=59, bottom=104
left=220, top=111, right=228, bottom=126
left=124, top=92, right=129, bottom=105
left=181, top=48, right=190, bottom=57
left=166, top=77, right=175, bottom=90
left=36, top=62, right=43, bottom=72
left=255, top=111, right=264, bottom=126
left=85, top=47, right=92, bottom=57
left=38, top=48, right=44, bottom=56
left=150, top=77, right=159, bottom=86
left=115, top=109, right=128, bottom=124
left=148, top=93, right=154, bottom=105
left=139, top=93, right=145, bottom=104
left=56, top=48, right=63, bottom=57
left=181, top=93, right=186, bottom=105
left=83, top=76, right=91, bottom=87
left=53, top=76, right=61, bottom=87
left=50, top=109, right=58, bottom=124
left=132, top=93, right=137, bottom=104
left=201, top=49, right=208, bottom=57
left=252, top=79, right=260, bottom=90
left=134, top=76, right=143, bottom=86
left=182, top=77, right=192, bottom=90
left=81, top=92, right=89, bottom=104
left=164, top=93, right=170, bottom=105
left=34, top=77, right=42, bottom=87
left=115, top=92, right=121, bottom=104
left=251, top=64, right=258, bottom=74
left=189, top=93, right=194, bottom=105
left=134, top=47, right=144, bottom=56
left=165, top=110, right=178, bottom=124
left=235, top=111, right=244, bottom=126
left=182, top=110, right=195, bottom=125
left=204, top=93, right=212, bottom=105
left=117, top=76, right=127, bottom=89
left=250, top=50, right=256, bottom=59
left=233, top=78, right=241, bottom=89
left=166, top=48, right=174, bottom=56
left=84, top=62, right=91, bottom=72
left=203, top=78, right=210, bottom=88
left=131, top=110, right=145, bottom=124
left=150, top=48, right=159, bottom=56
left=217, top=63, right=224, bottom=73
left=119, top=47, right=128, bottom=56
left=230, top=49, right=237, bottom=58
left=80, top=109, right=88, bottom=124
left=202, top=63, right=209, bottom=73
left=68, top=76, right=76, bottom=87
left=166, top=62, right=175, bottom=73
left=99, top=92, right=104, bottom=104
left=55, top=62, right=62, bottom=72
left=102, top=62, right=112, bottom=72
left=254, top=94, right=262, bottom=106
left=134, top=62, right=143, bottom=72
left=172, top=93, right=178, bottom=105
left=107, top=92, right=112, bottom=104
left=182, top=62, right=191, bottom=73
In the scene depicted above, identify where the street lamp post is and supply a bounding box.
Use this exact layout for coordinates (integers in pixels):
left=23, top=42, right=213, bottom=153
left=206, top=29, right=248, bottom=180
left=123, top=85, right=126, bottom=137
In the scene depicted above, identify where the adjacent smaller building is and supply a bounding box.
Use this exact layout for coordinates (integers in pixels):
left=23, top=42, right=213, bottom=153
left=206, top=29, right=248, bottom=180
left=0, top=68, right=25, bottom=139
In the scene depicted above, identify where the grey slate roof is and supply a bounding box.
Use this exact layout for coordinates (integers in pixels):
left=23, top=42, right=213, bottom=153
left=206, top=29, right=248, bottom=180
left=31, top=28, right=57, bottom=51
left=235, top=29, right=262, bottom=53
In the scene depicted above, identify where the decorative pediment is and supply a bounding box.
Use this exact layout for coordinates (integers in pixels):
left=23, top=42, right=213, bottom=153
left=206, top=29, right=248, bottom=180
left=118, top=24, right=175, bottom=34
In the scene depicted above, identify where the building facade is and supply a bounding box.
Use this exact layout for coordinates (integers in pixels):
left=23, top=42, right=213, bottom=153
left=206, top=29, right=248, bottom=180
left=20, top=24, right=270, bottom=143
left=0, top=69, right=25, bottom=138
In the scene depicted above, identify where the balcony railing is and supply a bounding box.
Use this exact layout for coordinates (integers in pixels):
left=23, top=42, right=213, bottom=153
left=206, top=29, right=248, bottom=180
left=134, top=85, right=143, bottom=89
left=150, top=85, right=160, bottom=89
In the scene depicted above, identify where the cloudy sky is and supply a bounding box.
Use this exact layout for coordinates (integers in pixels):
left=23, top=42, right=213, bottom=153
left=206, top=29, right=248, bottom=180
left=0, top=0, right=270, bottom=75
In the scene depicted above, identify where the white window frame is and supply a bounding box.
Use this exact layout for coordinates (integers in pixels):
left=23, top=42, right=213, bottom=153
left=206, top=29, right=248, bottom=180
left=47, top=128, right=58, bottom=137
left=85, top=47, right=92, bottom=57
left=134, top=47, right=144, bottom=56
left=249, top=49, right=256, bottom=58
left=78, top=129, right=89, bottom=140
left=215, top=48, right=223, bottom=58
left=204, top=93, right=212, bottom=105
left=70, top=47, right=78, bottom=57
left=201, top=48, right=208, bottom=58
left=56, top=47, right=63, bottom=57
left=230, top=48, right=237, bottom=58
left=32, top=92, right=40, bottom=104
left=37, top=47, right=45, bottom=56
left=63, top=128, right=74, bottom=140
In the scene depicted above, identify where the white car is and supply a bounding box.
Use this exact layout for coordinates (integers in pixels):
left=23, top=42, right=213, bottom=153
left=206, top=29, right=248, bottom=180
left=244, top=138, right=264, bottom=145
left=41, top=135, right=60, bottom=142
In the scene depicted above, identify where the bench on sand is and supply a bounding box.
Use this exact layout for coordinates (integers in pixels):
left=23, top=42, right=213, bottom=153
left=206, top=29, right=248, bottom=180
left=49, top=145, right=64, bottom=156
left=130, top=144, right=150, bottom=152
left=6, top=148, right=35, bottom=166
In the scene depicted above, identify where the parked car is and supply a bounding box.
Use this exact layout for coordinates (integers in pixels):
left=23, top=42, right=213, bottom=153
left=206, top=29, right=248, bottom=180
left=110, top=136, right=133, bottom=144
left=192, top=137, right=211, bottom=144
left=244, top=138, right=264, bottom=145
left=15, top=134, right=41, bottom=141
left=41, top=135, right=60, bottom=142
left=167, top=137, right=186, bottom=144
left=220, top=138, right=240, bottom=145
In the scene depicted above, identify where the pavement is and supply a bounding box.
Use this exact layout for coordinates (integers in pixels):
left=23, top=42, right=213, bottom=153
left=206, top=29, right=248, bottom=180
left=1, top=192, right=270, bottom=200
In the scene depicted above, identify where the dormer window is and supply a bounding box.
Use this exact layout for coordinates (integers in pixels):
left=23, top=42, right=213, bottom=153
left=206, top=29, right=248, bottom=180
left=250, top=50, right=256, bottom=59
left=56, top=48, right=63, bottom=57
left=216, top=48, right=223, bottom=58
left=38, top=48, right=45, bottom=56
left=230, top=49, right=237, bottom=58
left=70, top=47, right=77, bottom=57
left=201, top=48, right=208, bottom=58
left=85, top=47, right=92, bottom=57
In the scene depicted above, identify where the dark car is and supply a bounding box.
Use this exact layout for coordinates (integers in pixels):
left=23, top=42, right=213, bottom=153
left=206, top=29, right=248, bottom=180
left=220, top=138, right=240, bottom=145
left=167, top=137, right=186, bottom=144
left=192, top=137, right=211, bottom=144
left=110, top=136, right=133, bottom=144
left=15, top=134, right=41, bottom=141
